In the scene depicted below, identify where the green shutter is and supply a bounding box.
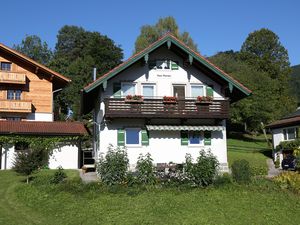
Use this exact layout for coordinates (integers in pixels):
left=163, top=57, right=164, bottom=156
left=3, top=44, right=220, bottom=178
left=113, top=82, right=121, bottom=98
left=206, top=86, right=213, bottom=97
left=141, top=130, right=149, bottom=146
left=204, top=131, right=211, bottom=146
left=181, top=131, right=188, bottom=145
left=117, top=129, right=125, bottom=146
left=171, top=61, right=179, bottom=70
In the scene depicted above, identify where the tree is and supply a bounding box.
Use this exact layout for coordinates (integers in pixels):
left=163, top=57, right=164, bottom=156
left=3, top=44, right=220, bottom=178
left=134, top=16, right=198, bottom=53
left=13, top=35, right=52, bottom=65
left=49, top=25, right=123, bottom=119
left=240, top=28, right=296, bottom=118
left=13, top=148, right=49, bottom=184
left=210, top=51, right=279, bottom=131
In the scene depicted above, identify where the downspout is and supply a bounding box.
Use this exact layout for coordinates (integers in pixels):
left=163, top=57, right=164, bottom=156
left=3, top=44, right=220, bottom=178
left=92, top=68, right=98, bottom=162
left=0, top=144, right=2, bottom=170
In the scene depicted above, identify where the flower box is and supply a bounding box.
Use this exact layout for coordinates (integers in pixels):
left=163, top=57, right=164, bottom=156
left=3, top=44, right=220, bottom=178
left=195, top=96, right=213, bottom=104
left=163, top=96, right=177, bottom=104
left=125, top=95, right=144, bottom=103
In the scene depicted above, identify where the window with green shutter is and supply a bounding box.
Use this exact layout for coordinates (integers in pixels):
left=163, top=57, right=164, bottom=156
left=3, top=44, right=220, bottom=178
left=206, top=86, right=213, bottom=97
left=181, top=131, right=188, bottom=145
left=113, top=82, right=121, bottom=98
left=117, top=129, right=125, bottom=146
left=171, top=61, right=179, bottom=70
left=141, top=130, right=149, bottom=146
left=204, top=131, right=211, bottom=146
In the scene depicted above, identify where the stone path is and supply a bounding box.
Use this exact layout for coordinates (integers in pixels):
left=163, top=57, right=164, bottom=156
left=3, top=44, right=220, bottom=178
left=266, top=158, right=281, bottom=178
left=79, top=170, right=99, bottom=183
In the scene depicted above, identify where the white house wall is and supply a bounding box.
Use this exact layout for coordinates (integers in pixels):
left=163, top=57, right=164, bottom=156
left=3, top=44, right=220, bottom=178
left=0, top=144, right=79, bottom=170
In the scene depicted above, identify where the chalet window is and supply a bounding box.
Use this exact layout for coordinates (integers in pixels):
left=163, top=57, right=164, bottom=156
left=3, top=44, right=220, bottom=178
left=156, top=60, right=170, bottom=70
left=7, top=90, right=22, bottom=100
left=118, top=129, right=149, bottom=146
left=283, top=128, right=297, bottom=141
left=188, top=131, right=203, bottom=145
left=121, top=83, right=136, bottom=96
left=1, top=62, right=11, bottom=71
left=148, top=60, right=178, bottom=70
left=5, top=117, right=21, bottom=121
left=142, top=84, right=155, bottom=97
left=191, top=85, right=204, bottom=97
left=125, top=128, right=141, bottom=146
left=15, top=142, right=29, bottom=151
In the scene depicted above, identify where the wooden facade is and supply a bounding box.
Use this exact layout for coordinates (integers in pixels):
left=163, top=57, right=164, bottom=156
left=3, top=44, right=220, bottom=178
left=0, top=44, right=70, bottom=120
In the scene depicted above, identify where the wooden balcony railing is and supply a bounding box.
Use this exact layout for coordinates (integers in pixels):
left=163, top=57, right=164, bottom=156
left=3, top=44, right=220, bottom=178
left=105, top=98, right=229, bottom=119
left=0, top=71, right=26, bottom=84
left=0, top=100, right=32, bottom=113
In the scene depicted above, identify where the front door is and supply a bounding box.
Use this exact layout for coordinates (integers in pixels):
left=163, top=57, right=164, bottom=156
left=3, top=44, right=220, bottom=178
left=173, top=85, right=185, bottom=99
left=173, top=85, right=185, bottom=111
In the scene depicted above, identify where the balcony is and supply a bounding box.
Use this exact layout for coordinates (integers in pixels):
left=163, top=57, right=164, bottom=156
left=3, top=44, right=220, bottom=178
left=105, top=98, right=229, bottom=119
left=0, top=100, right=32, bottom=113
left=0, top=71, right=26, bottom=84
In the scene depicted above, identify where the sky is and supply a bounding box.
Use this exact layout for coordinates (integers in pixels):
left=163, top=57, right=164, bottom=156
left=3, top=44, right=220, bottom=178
left=1, top=0, right=299, bottom=65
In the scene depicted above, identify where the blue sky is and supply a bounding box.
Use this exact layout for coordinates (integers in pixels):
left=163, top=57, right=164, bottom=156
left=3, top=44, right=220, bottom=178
left=1, top=0, right=299, bottom=65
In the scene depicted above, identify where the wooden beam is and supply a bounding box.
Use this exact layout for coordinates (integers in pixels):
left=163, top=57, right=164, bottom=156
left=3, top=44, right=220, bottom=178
left=35, top=66, right=39, bottom=74
left=229, top=83, right=233, bottom=93
left=103, top=80, right=107, bottom=91
left=189, top=55, right=193, bottom=65
left=144, top=54, right=149, bottom=64
left=167, top=40, right=171, bottom=49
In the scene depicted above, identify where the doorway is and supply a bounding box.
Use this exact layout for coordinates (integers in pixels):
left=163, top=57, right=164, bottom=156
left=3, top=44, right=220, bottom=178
left=173, top=85, right=185, bottom=99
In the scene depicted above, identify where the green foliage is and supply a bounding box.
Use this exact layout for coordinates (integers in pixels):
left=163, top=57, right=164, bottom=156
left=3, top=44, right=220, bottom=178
left=275, top=139, right=300, bottom=152
left=97, top=144, right=129, bottom=185
left=290, top=65, right=300, bottom=104
left=13, top=149, right=49, bottom=183
left=231, top=159, right=252, bottom=184
left=49, top=25, right=123, bottom=119
left=13, top=35, right=53, bottom=65
left=274, top=171, right=300, bottom=193
left=135, top=153, right=156, bottom=185
left=213, top=173, right=232, bottom=186
left=134, top=16, right=198, bottom=53
left=184, top=150, right=219, bottom=187
left=50, top=167, right=67, bottom=184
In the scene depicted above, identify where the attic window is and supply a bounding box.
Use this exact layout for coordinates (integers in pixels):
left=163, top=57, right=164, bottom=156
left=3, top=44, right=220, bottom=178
left=148, top=60, right=179, bottom=70
left=1, top=62, right=11, bottom=71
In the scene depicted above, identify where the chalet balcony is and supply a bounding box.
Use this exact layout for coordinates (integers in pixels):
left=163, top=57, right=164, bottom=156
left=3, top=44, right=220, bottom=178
left=104, top=98, right=229, bottom=119
left=0, top=99, right=32, bottom=113
left=0, top=71, right=26, bottom=84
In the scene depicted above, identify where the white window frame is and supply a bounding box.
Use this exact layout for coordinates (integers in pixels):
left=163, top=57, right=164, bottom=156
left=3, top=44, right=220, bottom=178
left=125, top=128, right=141, bottom=147
left=190, top=84, right=205, bottom=98
left=283, top=127, right=297, bottom=141
left=121, top=82, right=136, bottom=97
left=172, top=84, right=186, bottom=98
left=188, top=131, right=204, bottom=146
left=142, top=83, right=156, bottom=98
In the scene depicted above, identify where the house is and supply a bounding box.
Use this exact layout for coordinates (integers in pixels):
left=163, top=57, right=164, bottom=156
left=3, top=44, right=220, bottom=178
left=81, top=34, right=251, bottom=172
left=0, top=43, right=88, bottom=170
left=266, top=108, right=300, bottom=167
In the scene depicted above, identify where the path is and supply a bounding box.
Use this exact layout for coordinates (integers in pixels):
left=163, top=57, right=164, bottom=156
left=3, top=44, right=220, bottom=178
left=266, top=158, right=281, bottom=178
left=79, top=170, right=99, bottom=183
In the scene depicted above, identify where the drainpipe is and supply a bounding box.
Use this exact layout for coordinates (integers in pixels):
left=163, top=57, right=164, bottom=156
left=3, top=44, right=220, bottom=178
left=0, top=144, right=2, bottom=169
left=92, top=68, right=97, bottom=162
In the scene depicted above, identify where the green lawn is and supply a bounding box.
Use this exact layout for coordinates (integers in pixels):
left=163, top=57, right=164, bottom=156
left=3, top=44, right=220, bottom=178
left=227, top=135, right=271, bottom=175
left=1, top=170, right=300, bottom=225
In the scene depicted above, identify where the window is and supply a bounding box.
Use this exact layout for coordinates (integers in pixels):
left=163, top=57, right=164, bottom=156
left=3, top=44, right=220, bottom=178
left=5, top=117, right=21, bottom=121
left=125, top=128, right=140, bottom=145
left=188, top=131, right=203, bottom=145
left=142, top=84, right=155, bottom=97
left=283, top=128, right=297, bottom=141
left=121, top=83, right=136, bottom=96
left=15, top=142, right=29, bottom=151
left=191, top=85, right=204, bottom=98
left=1, top=62, right=11, bottom=71
left=156, top=60, right=170, bottom=70
left=7, top=90, right=22, bottom=100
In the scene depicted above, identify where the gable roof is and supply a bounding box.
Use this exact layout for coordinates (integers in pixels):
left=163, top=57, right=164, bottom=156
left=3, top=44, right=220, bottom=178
left=0, top=121, right=88, bottom=136
left=83, top=33, right=251, bottom=95
left=81, top=33, right=252, bottom=114
left=267, top=108, right=300, bottom=129
left=0, top=43, right=71, bottom=87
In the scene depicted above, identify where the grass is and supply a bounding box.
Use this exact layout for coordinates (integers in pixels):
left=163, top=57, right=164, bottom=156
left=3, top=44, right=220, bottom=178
left=0, top=170, right=300, bottom=225
left=227, top=134, right=271, bottom=175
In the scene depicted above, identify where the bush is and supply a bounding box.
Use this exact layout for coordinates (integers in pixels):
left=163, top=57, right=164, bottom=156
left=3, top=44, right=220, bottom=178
left=274, top=171, right=300, bottom=193
left=50, top=167, right=67, bottom=184
left=231, top=159, right=252, bottom=184
left=184, top=150, right=219, bottom=187
left=136, top=153, right=156, bottom=185
left=13, top=148, right=49, bottom=184
left=97, top=144, right=129, bottom=186
left=213, top=173, right=232, bottom=186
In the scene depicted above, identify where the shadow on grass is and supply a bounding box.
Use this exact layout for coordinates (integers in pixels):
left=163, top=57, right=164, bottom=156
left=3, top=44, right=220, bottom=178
left=228, top=132, right=271, bottom=143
